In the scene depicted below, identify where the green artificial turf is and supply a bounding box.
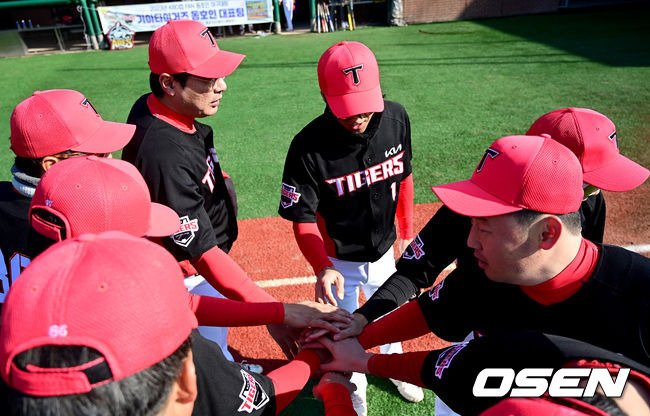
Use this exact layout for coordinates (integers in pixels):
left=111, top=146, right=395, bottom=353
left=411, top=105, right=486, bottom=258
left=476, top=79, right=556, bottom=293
left=1, top=4, right=648, bottom=220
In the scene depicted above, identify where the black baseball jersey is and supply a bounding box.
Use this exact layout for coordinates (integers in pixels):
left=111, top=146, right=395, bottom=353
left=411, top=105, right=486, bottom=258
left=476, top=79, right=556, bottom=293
left=580, top=191, right=606, bottom=243
left=357, top=192, right=607, bottom=323
left=278, top=101, right=412, bottom=262
left=191, top=331, right=275, bottom=416
left=123, top=94, right=238, bottom=261
left=417, top=330, right=650, bottom=415
left=416, top=244, right=650, bottom=365
left=0, top=182, right=52, bottom=306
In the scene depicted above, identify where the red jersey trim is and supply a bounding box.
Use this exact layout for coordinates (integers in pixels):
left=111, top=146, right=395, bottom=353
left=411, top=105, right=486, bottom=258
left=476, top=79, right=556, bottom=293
left=521, top=238, right=600, bottom=305
left=146, top=94, right=196, bottom=134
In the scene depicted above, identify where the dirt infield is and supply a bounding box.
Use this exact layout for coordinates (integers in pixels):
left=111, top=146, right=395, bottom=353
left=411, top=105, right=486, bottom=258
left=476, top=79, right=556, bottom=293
left=227, top=188, right=648, bottom=370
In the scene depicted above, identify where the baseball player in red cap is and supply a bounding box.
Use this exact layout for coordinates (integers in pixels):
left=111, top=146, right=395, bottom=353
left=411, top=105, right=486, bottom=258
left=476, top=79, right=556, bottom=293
left=278, top=41, right=422, bottom=413
left=0, top=89, right=134, bottom=306
left=0, top=232, right=200, bottom=415
left=0, top=231, right=349, bottom=416
left=338, top=107, right=649, bottom=342
left=121, top=20, right=293, bottom=361
left=331, top=106, right=650, bottom=415
left=317, top=134, right=649, bottom=360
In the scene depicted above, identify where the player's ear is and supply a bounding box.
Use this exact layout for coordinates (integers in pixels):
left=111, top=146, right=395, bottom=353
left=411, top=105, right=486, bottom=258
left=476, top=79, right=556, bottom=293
left=41, top=156, right=59, bottom=172
left=166, top=349, right=197, bottom=415
left=159, top=73, right=176, bottom=96
left=538, top=215, right=563, bottom=250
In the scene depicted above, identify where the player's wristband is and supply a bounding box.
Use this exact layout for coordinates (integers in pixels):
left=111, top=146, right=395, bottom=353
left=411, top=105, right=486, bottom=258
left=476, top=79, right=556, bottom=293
left=358, top=299, right=430, bottom=349
left=320, top=383, right=356, bottom=416
left=189, top=294, right=284, bottom=326
left=368, top=351, right=429, bottom=388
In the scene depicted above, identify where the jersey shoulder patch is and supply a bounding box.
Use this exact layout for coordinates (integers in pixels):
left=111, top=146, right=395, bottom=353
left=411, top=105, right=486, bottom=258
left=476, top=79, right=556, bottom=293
left=403, top=235, right=425, bottom=260
left=171, top=216, right=199, bottom=247
left=237, top=369, right=269, bottom=413
left=280, top=182, right=302, bottom=209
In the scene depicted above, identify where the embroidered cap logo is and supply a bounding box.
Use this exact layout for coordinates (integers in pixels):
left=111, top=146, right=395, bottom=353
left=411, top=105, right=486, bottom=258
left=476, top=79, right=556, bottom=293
left=342, top=64, right=364, bottom=85
left=80, top=98, right=100, bottom=116
left=476, top=148, right=500, bottom=173
left=200, top=28, right=216, bottom=46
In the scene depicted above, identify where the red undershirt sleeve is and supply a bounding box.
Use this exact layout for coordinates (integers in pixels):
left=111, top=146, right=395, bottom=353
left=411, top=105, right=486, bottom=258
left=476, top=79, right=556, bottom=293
left=358, top=300, right=430, bottom=349
left=188, top=294, right=284, bottom=326
left=192, top=245, right=276, bottom=302
left=320, top=383, right=357, bottom=416
left=293, top=222, right=333, bottom=276
left=396, top=174, right=414, bottom=239
left=367, top=351, right=429, bottom=388
left=267, top=349, right=321, bottom=414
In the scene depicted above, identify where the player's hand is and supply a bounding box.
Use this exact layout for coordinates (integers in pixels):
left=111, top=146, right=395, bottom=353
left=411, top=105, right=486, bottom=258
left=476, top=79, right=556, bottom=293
left=313, top=372, right=355, bottom=400
left=304, top=336, right=372, bottom=374
left=316, top=267, right=345, bottom=306
left=398, top=238, right=414, bottom=256
left=333, top=313, right=368, bottom=341
left=299, top=321, right=349, bottom=345
left=266, top=323, right=300, bottom=359
left=284, top=301, right=352, bottom=331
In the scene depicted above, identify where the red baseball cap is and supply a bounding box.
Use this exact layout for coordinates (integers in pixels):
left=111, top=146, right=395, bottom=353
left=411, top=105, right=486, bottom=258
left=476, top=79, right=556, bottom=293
left=149, top=20, right=245, bottom=78
left=0, top=231, right=197, bottom=396
left=527, top=108, right=649, bottom=191
left=10, top=90, right=135, bottom=159
left=29, top=156, right=179, bottom=241
left=432, top=135, right=583, bottom=217
left=318, top=41, right=384, bottom=119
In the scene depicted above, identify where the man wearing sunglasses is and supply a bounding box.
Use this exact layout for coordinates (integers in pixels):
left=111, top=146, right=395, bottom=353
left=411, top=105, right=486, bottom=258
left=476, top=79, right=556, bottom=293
left=0, top=89, right=134, bottom=307
left=122, top=20, right=296, bottom=364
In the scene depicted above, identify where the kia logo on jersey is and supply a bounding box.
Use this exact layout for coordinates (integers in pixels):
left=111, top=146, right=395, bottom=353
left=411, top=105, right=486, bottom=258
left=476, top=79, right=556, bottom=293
left=237, top=369, right=269, bottom=413
left=403, top=235, right=425, bottom=260
left=385, top=144, right=402, bottom=158
left=171, top=216, right=199, bottom=247
left=280, top=183, right=302, bottom=208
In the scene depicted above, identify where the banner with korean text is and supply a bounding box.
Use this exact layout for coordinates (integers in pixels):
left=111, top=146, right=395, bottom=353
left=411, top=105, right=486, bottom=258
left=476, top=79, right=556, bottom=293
left=97, top=0, right=272, bottom=34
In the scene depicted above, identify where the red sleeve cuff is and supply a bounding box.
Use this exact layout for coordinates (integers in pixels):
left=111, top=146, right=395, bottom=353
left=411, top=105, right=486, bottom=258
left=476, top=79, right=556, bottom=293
left=193, top=246, right=275, bottom=302
left=268, top=349, right=322, bottom=414
left=293, top=222, right=333, bottom=275
left=320, top=383, right=356, bottom=416
left=358, top=300, right=430, bottom=349
left=396, top=174, right=414, bottom=239
left=193, top=295, right=284, bottom=326
left=368, top=351, right=429, bottom=388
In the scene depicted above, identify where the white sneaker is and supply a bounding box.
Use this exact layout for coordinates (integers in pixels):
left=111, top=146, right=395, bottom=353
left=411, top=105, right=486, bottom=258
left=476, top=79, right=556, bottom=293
left=350, top=372, right=368, bottom=416
left=391, top=379, right=424, bottom=403
left=240, top=361, right=263, bottom=374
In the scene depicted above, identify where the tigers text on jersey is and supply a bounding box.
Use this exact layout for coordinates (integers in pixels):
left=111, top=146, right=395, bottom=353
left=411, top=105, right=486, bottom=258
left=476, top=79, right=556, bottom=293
left=278, top=101, right=412, bottom=262
left=123, top=94, right=238, bottom=260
